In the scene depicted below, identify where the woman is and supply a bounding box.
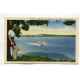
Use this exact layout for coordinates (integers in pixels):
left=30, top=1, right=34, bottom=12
left=7, top=20, right=17, bottom=60
left=8, top=28, right=16, bottom=58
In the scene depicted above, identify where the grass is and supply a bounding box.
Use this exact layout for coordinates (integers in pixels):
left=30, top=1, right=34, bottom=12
left=13, top=54, right=75, bottom=62
left=16, top=54, right=52, bottom=61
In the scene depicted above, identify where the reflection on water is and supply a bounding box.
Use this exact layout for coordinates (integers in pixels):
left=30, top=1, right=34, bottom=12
left=15, top=36, right=75, bottom=60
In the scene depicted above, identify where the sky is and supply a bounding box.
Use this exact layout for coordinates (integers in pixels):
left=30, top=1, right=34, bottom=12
left=48, top=20, right=75, bottom=29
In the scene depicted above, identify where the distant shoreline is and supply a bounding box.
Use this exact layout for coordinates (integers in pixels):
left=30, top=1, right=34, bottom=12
left=21, top=34, right=76, bottom=37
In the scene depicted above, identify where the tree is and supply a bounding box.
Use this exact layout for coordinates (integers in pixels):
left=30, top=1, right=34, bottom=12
left=7, top=20, right=29, bottom=37
left=63, top=20, right=76, bottom=26
left=7, top=20, right=29, bottom=61
left=27, top=20, right=48, bottom=25
left=22, top=24, right=29, bottom=31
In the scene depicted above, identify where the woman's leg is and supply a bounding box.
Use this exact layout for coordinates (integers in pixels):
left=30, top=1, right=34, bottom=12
left=7, top=47, right=13, bottom=61
left=10, top=47, right=13, bottom=57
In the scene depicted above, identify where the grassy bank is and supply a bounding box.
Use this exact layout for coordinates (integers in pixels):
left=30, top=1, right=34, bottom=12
left=16, top=54, right=52, bottom=61
left=14, top=54, right=75, bottom=62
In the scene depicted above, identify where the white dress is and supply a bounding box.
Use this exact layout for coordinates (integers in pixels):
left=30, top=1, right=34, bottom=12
left=8, top=30, right=15, bottom=57
left=8, top=30, right=15, bottom=38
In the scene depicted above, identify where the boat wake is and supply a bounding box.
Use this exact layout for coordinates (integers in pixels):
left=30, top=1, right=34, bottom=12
left=27, top=41, right=48, bottom=47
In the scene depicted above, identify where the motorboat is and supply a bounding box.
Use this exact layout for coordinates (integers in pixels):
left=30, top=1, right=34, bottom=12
left=32, top=41, right=47, bottom=46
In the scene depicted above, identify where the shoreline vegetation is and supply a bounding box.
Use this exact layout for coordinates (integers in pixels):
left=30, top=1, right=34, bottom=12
left=12, top=54, right=75, bottom=62
left=21, top=34, right=75, bottom=37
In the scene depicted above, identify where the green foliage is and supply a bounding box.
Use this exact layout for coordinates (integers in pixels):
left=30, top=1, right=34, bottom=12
left=22, top=24, right=29, bottom=31
left=7, top=20, right=29, bottom=37
left=16, top=55, right=52, bottom=61
left=27, top=20, right=48, bottom=25
left=7, top=20, right=48, bottom=37
left=64, top=20, right=76, bottom=25
left=15, top=54, right=75, bottom=62
left=13, top=26, right=21, bottom=37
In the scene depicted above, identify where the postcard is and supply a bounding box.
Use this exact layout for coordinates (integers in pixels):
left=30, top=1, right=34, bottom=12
left=4, top=17, right=78, bottom=64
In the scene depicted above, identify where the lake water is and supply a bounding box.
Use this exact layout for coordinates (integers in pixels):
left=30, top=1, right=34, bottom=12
left=15, top=36, right=75, bottom=60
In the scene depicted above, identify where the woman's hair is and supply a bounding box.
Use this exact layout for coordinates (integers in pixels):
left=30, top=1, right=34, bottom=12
left=7, top=20, right=13, bottom=30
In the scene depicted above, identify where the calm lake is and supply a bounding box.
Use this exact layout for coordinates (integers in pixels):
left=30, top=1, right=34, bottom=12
left=15, top=36, right=75, bottom=60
